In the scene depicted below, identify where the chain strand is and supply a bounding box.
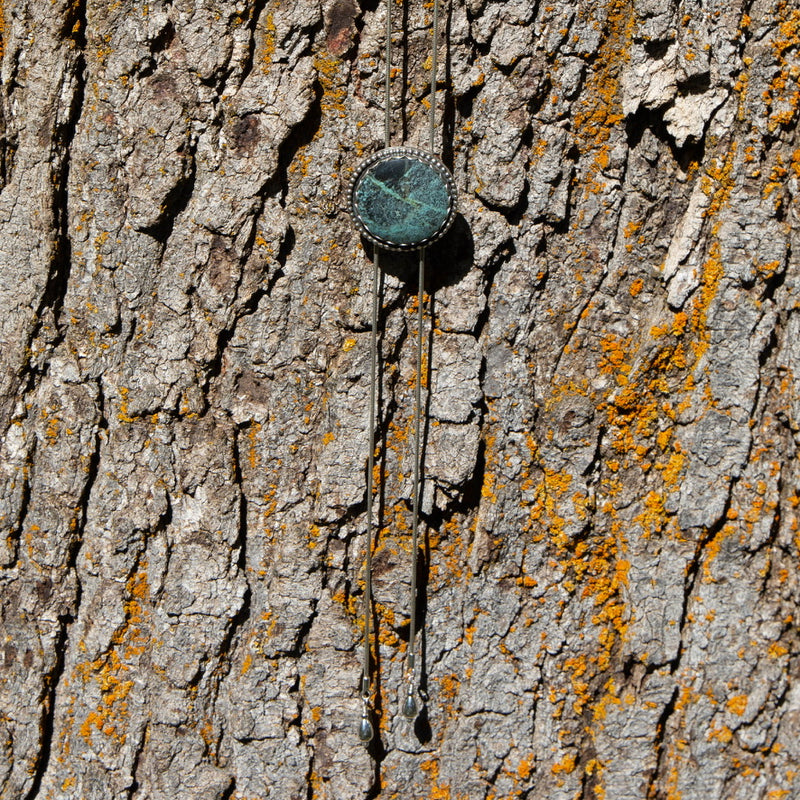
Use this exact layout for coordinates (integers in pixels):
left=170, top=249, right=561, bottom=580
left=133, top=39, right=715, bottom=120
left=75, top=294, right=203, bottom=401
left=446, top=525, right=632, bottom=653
left=406, top=0, right=440, bottom=716
left=359, top=0, right=396, bottom=743
left=384, top=0, right=393, bottom=147
left=362, top=0, right=443, bottom=738
left=429, top=0, right=440, bottom=153
left=359, top=248, right=380, bottom=741
left=403, top=248, right=425, bottom=718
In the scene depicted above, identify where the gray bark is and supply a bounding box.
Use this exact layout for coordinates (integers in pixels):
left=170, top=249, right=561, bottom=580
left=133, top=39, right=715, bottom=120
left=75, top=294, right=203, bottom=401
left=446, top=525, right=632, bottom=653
left=0, top=0, right=798, bottom=798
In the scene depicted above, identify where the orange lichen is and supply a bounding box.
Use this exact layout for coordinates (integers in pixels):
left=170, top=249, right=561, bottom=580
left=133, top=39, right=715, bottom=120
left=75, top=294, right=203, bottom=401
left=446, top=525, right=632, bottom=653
left=768, top=642, right=788, bottom=658
left=420, top=758, right=451, bottom=800
left=438, top=674, right=461, bottom=704
left=262, top=12, right=276, bottom=64
left=592, top=678, right=623, bottom=722
left=689, top=239, right=724, bottom=363
left=708, top=724, right=734, bottom=744
left=764, top=2, right=800, bottom=131
left=702, top=523, right=735, bottom=583
left=241, top=652, right=253, bottom=675
left=517, top=754, right=534, bottom=779
left=726, top=695, right=748, bottom=716
left=247, top=422, right=262, bottom=470
left=522, top=465, right=572, bottom=547
left=599, top=333, right=633, bottom=382
left=634, top=491, right=667, bottom=538
left=117, top=387, right=136, bottom=423
left=551, top=752, right=577, bottom=775
left=314, top=54, right=348, bottom=119
left=75, top=569, right=150, bottom=749
left=572, top=0, right=635, bottom=192
left=665, top=759, right=682, bottom=800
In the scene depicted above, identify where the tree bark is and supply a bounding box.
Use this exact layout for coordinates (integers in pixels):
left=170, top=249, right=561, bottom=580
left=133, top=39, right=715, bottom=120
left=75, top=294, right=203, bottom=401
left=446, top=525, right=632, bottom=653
left=1, top=0, right=798, bottom=798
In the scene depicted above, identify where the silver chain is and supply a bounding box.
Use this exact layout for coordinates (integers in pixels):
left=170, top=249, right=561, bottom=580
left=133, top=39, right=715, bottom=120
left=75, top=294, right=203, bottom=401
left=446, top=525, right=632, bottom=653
left=429, top=0, right=440, bottom=154
left=360, top=0, right=443, bottom=742
left=402, top=246, right=425, bottom=720
left=404, top=0, right=440, bottom=722
left=359, top=245, right=380, bottom=743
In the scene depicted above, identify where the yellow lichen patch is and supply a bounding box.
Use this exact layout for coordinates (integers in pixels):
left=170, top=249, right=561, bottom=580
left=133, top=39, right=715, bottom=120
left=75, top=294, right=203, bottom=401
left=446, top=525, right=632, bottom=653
left=288, top=147, right=313, bottom=182
left=764, top=2, right=800, bottom=131
left=548, top=500, right=632, bottom=712
left=658, top=446, right=686, bottom=487
left=199, top=718, right=217, bottom=755
left=375, top=600, right=402, bottom=651
left=726, top=694, right=748, bottom=716
left=768, top=642, right=788, bottom=658
left=665, top=759, right=682, bottom=800
left=420, top=758, right=451, bottom=800
left=592, top=678, right=622, bottom=721
left=438, top=673, right=461, bottom=704
left=117, top=387, right=136, bottom=423
left=314, top=54, right=348, bottom=119
left=689, top=240, right=724, bottom=363
left=249, top=612, right=279, bottom=656
left=545, top=375, right=591, bottom=415
left=702, top=522, right=738, bottom=582
left=551, top=752, right=577, bottom=775
left=634, top=491, right=667, bottom=538
left=240, top=651, right=253, bottom=675
left=430, top=517, right=467, bottom=592
left=78, top=650, right=135, bottom=746
left=481, top=472, right=497, bottom=502
left=594, top=316, right=694, bottom=533
left=791, top=148, right=800, bottom=181
left=517, top=754, right=534, bottom=779
left=598, top=332, right=633, bottom=383
left=572, top=0, right=635, bottom=192
left=624, top=220, right=642, bottom=240
left=247, top=422, right=262, bottom=470
left=76, top=569, right=150, bottom=749
left=262, top=12, right=276, bottom=65
left=561, top=653, right=592, bottom=714
left=763, top=155, right=788, bottom=199
left=602, top=337, right=683, bottom=455
left=708, top=723, right=734, bottom=744
left=525, top=413, right=633, bottom=704
left=522, top=466, right=572, bottom=547
left=261, top=482, right=279, bottom=541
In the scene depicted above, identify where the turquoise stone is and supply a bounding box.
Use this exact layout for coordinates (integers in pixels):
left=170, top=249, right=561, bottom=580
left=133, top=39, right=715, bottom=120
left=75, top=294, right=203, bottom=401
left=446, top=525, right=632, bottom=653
left=354, top=156, right=451, bottom=247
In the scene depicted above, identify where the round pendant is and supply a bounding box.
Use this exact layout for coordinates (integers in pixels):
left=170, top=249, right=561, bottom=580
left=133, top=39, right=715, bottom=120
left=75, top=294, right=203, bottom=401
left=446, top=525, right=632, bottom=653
left=349, top=147, right=457, bottom=251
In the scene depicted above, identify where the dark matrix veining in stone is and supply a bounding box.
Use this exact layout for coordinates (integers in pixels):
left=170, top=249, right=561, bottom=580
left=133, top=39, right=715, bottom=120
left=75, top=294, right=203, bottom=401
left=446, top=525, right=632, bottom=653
left=354, top=156, right=451, bottom=247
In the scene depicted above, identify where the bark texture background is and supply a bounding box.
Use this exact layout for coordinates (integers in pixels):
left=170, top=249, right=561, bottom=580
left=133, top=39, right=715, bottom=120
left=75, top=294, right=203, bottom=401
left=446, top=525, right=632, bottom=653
left=1, top=0, right=799, bottom=798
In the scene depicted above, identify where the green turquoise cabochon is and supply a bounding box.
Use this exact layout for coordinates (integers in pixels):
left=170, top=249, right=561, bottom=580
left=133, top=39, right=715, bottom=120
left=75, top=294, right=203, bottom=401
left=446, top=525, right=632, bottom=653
left=349, top=147, right=457, bottom=251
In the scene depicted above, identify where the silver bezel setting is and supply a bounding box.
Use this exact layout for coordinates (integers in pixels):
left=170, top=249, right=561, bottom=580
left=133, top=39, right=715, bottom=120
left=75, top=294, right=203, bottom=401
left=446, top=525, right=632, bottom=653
left=348, top=146, right=457, bottom=252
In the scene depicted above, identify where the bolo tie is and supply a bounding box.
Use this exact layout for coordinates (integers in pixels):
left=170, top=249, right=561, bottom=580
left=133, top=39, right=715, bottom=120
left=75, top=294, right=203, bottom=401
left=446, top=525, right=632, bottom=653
left=348, top=0, right=457, bottom=743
